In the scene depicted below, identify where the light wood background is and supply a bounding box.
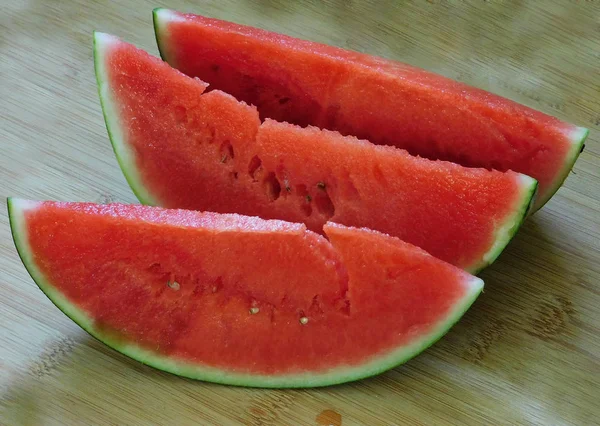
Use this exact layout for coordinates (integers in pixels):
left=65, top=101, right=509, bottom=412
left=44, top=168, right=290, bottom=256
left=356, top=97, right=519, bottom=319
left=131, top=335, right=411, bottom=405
left=1, top=1, right=599, bottom=425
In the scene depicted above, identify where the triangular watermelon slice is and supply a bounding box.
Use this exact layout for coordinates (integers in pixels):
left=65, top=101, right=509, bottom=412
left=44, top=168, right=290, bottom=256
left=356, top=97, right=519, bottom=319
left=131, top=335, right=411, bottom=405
left=9, top=198, right=483, bottom=387
left=94, top=32, right=537, bottom=274
left=153, top=9, right=588, bottom=212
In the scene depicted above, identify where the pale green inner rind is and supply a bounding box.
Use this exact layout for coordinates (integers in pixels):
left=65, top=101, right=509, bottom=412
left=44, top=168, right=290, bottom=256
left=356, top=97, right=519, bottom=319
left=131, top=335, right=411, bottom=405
left=9, top=197, right=483, bottom=388
left=468, top=174, right=538, bottom=275
left=530, top=126, right=589, bottom=213
left=153, top=8, right=176, bottom=64
left=93, top=32, right=159, bottom=206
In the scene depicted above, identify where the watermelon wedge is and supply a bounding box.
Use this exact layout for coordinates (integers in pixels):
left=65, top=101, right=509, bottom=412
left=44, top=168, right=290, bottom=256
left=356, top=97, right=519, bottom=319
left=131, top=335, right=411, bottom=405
left=9, top=198, right=483, bottom=387
left=94, top=32, right=537, bottom=274
left=153, top=9, right=588, bottom=212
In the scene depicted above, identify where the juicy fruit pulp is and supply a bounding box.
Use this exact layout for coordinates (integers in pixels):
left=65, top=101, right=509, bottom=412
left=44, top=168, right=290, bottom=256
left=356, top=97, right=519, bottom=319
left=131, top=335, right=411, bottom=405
left=95, top=32, right=537, bottom=273
left=9, top=199, right=483, bottom=388
left=153, top=8, right=588, bottom=211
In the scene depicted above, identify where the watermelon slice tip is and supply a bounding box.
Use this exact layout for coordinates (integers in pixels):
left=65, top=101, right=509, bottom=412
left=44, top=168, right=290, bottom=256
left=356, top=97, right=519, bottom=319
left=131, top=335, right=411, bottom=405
left=94, top=31, right=159, bottom=206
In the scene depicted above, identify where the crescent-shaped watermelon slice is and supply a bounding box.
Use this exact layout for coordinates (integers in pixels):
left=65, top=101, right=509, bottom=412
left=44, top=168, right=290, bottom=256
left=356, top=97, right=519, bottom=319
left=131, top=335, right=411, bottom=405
left=9, top=198, right=483, bottom=388
left=153, top=9, right=588, bottom=212
left=94, top=32, right=537, bottom=273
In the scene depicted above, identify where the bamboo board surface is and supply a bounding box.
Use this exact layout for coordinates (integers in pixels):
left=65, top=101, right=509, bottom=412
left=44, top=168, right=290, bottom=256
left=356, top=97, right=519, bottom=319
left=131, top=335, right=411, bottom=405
left=1, top=1, right=599, bottom=425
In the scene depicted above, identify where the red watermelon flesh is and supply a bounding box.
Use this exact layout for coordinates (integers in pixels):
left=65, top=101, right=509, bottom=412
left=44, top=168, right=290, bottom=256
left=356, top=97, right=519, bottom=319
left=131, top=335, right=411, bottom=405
left=9, top=198, right=483, bottom=387
left=153, top=9, right=588, bottom=211
left=94, top=32, right=536, bottom=274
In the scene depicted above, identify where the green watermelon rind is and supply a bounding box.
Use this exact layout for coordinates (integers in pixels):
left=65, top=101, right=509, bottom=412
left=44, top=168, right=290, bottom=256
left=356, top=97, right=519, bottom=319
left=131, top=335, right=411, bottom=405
left=154, top=8, right=174, bottom=63
left=94, top=32, right=159, bottom=206
left=531, top=126, right=589, bottom=213
left=8, top=197, right=483, bottom=388
left=471, top=174, right=538, bottom=275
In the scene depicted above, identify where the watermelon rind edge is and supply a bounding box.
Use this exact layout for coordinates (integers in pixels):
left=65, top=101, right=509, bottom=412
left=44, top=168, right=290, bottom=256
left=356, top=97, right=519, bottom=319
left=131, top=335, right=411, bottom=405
left=153, top=8, right=173, bottom=63
left=469, top=174, right=538, bottom=275
left=7, top=197, right=483, bottom=388
left=93, top=31, right=160, bottom=206
left=531, top=126, right=589, bottom=213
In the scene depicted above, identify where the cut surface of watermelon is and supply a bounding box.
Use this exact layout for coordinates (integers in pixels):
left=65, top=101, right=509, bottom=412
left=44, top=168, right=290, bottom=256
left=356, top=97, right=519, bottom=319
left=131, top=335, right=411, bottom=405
left=9, top=198, right=483, bottom=388
left=153, top=9, right=588, bottom=211
left=94, top=32, right=537, bottom=274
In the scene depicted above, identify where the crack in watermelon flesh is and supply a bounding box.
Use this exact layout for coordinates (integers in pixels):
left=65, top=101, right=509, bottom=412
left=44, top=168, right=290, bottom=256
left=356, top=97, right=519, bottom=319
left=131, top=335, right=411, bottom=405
left=153, top=9, right=588, bottom=211
left=9, top=199, right=483, bottom=387
left=94, top=33, right=537, bottom=274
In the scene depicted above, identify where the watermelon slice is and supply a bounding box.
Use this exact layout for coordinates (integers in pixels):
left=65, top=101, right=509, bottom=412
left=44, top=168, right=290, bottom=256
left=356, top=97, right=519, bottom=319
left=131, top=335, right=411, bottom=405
left=8, top=198, right=483, bottom=387
left=153, top=9, right=588, bottom=212
left=94, top=32, right=537, bottom=274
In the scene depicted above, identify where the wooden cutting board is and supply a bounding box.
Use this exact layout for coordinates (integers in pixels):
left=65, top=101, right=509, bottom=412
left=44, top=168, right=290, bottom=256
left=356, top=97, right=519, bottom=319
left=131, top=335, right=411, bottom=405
left=2, top=1, right=598, bottom=424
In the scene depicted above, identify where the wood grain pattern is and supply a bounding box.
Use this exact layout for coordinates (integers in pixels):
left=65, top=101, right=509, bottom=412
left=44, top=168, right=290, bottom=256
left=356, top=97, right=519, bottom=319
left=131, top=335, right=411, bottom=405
left=1, top=1, right=598, bottom=424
